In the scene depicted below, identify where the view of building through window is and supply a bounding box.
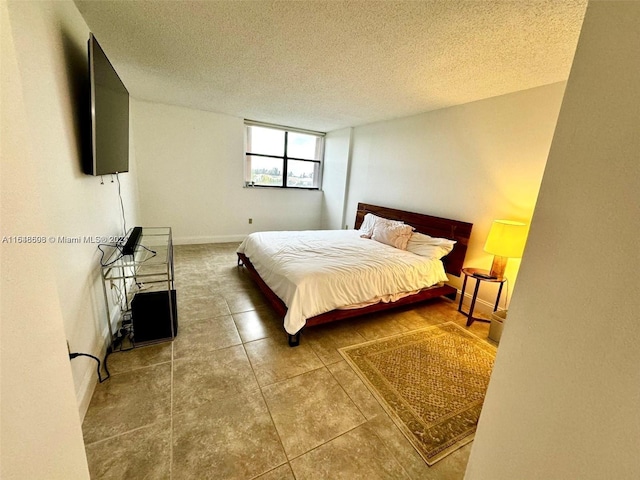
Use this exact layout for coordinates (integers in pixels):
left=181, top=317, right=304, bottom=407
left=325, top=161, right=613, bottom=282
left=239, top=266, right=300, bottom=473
left=245, top=123, right=324, bottom=188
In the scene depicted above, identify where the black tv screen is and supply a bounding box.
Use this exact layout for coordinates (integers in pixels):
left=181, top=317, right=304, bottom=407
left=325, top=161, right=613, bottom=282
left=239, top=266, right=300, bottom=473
left=86, top=33, right=129, bottom=176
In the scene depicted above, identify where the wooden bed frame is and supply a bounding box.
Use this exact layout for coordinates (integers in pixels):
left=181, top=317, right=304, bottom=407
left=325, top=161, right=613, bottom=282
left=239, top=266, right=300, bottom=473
left=237, top=203, right=473, bottom=346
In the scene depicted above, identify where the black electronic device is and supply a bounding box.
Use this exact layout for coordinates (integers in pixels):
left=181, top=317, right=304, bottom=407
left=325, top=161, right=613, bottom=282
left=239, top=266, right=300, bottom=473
left=122, top=226, right=142, bottom=255
left=84, top=33, right=130, bottom=176
left=131, top=290, right=178, bottom=344
left=475, top=272, right=497, bottom=280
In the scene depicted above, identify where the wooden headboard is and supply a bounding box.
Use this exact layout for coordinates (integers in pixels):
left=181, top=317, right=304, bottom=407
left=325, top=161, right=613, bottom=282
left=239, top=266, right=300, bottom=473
left=355, top=203, right=473, bottom=277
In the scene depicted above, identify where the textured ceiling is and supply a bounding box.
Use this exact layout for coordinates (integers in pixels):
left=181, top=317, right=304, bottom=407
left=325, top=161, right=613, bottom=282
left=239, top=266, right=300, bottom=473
left=74, top=0, right=587, bottom=132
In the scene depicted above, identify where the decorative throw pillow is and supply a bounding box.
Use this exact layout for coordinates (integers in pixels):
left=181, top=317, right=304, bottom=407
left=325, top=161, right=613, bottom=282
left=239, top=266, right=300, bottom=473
left=406, top=232, right=456, bottom=259
left=358, top=213, right=404, bottom=239
left=371, top=222, right=414, bottom=250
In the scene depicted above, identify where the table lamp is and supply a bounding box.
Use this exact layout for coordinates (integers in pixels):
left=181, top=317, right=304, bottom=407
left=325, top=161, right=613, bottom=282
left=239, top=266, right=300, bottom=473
left=483, top=220, right=528, bottom=278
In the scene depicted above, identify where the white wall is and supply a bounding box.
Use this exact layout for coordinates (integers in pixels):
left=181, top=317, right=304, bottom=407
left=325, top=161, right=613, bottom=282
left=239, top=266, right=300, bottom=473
left=133, top=100, right=323, bottom=243
left=5, top=1, right=141, bottom=421
left=341, top=83, right=566, bottom=308
left=3, top=0, right=140, bottom=426
left=0, top=0, right=117, bottom=477
left=466, top=2, right=640, bottom=478
left=321, top=127, right=352, bottom=229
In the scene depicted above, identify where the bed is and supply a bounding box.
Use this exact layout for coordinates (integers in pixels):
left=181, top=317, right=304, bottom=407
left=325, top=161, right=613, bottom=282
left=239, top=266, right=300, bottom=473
left=237, top=203, right=473, bottom=346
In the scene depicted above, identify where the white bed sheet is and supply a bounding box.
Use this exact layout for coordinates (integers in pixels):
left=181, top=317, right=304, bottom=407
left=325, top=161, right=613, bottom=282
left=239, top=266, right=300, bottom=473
left=237, top=230, right=449, bottom=335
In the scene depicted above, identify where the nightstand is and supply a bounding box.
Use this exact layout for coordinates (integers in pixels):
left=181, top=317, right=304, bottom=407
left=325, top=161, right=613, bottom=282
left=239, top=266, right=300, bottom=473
left=458, top=267, right=506, bottom=327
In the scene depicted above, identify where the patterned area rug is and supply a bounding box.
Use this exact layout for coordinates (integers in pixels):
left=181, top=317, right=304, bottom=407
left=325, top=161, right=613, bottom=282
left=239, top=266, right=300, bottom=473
left=339, top=322, right=496, bottom=465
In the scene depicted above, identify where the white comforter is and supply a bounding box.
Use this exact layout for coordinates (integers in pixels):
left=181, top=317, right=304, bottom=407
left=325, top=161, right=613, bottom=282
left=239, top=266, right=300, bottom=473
left=237, top=230, right=449, bottom=335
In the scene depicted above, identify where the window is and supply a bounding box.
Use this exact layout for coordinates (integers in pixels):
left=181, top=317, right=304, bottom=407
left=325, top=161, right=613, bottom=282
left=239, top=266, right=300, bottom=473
left=244, top=121, right=324, bottom=189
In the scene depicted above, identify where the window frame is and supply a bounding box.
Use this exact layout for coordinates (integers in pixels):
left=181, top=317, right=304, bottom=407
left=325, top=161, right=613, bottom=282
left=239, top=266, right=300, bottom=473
left=244, top=120, right=325, bottom=190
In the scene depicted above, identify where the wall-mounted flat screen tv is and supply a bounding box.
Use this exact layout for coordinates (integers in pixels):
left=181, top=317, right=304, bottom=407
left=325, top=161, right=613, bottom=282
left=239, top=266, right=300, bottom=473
left=85, top=33, right=129, bottom=176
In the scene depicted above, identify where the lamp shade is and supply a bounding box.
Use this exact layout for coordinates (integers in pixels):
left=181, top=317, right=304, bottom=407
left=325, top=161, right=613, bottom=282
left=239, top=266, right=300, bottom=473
left=483, top=220, right=528, bottom=258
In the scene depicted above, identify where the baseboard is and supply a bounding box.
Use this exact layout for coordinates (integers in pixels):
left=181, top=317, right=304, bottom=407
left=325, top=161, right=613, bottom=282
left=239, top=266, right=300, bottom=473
left=174, top=234, right=246, bottom=245
left=77, top=325, right=112, bottom=423
left=78, top=291, right=123, bottom=422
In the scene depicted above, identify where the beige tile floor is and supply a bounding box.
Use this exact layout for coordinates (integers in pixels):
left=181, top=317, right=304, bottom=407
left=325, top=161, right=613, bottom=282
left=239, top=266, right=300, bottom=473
left=83, top=243, right=494, bottom=479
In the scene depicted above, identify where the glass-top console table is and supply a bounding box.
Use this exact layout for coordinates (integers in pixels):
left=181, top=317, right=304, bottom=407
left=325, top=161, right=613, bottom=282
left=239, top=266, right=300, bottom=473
left=101, top=227, right=177, bottom=348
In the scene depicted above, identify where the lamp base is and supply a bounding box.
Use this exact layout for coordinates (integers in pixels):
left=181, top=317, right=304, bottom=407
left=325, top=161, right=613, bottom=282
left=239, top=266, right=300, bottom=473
left=490, top=256, right=508, bottom=279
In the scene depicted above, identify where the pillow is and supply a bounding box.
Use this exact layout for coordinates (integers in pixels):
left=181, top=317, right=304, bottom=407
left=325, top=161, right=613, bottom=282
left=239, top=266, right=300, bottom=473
left=371, top=222, right=414, bottom=250
left=406, top=232, right=456, bottom=259
left=358, top=213, right=404, bottom=239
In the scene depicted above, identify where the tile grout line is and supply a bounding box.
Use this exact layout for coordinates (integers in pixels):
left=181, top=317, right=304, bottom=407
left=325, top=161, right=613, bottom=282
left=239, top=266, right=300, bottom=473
left=84, top=421, right=161, bottom=448
left=325, top=361, right=373, bottom=424
left=106, top=359, right=173, bottom=377
left=231, top=314, right=296, bottom=479
left=243, top=339, right=292, bottom=475
left=285, top=420, right=367, bottom=463
left=366, top=424, right=416, bottom=480
left=260, top=363, right=368, bottom=464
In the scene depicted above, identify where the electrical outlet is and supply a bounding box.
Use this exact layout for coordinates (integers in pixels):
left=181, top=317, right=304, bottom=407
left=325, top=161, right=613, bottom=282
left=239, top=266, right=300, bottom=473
left=248, top=218, right=253, bottom=224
